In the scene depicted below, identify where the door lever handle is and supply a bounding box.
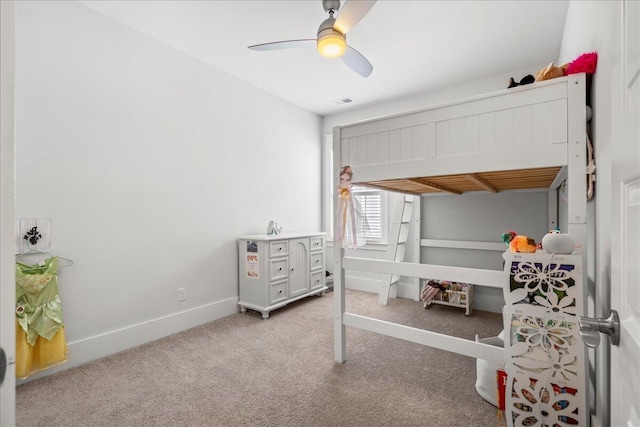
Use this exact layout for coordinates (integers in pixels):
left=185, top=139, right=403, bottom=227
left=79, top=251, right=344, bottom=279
left=0, top=347, right=6, bottom=386
left=578, top=310, right=620, bottom=348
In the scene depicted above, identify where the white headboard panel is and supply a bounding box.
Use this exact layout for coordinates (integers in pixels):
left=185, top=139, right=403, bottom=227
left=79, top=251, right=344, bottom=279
left=339, top=77, right=573, bottom=182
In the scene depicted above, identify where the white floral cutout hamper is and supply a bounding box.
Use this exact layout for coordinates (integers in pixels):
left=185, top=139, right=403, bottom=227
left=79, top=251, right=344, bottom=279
left=502, top=252, right=587, bottom=427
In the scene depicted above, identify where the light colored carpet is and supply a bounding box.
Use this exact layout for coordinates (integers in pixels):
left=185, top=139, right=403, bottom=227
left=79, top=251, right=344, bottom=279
left=16, top=289, right=503, bottom=427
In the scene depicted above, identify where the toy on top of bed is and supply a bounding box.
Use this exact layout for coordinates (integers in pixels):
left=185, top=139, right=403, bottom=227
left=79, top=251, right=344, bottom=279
left=507, top=52, right=597, bottom=89
left=509, top=51, right=598, bottom=88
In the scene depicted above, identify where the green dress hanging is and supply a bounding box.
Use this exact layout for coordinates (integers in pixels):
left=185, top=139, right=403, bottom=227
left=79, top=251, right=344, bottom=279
left=15, top=256, right=67, bottom=378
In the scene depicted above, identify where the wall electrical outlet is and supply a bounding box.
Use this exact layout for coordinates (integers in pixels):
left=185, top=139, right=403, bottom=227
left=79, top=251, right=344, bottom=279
left=178, top=287, right=187, bottom=302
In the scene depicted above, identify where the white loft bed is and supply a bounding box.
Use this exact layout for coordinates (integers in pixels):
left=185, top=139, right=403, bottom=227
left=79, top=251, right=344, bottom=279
left=332, top=74, right=588, bottom=365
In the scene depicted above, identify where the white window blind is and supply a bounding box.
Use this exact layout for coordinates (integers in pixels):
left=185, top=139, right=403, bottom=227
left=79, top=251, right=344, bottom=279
left=352, top=186, right=383, bottom=242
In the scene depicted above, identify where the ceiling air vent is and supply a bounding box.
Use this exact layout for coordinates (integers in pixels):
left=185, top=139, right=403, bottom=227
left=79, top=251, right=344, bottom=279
left=331, top=97, right=353, bottom=106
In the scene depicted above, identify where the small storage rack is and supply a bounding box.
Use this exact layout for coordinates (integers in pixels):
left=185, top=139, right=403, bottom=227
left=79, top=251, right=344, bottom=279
left=420, top=279, right=473, bottom=316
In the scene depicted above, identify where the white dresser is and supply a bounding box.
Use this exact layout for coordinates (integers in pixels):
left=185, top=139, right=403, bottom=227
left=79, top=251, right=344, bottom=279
left=238, top=232, right=327, bottom=318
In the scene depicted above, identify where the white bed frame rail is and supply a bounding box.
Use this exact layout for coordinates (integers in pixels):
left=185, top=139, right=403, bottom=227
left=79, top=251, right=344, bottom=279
left=337, top=257, right=505, bottom=364
left=343, top=313, right=504, bottom=363
left=333, top=74, right=587, bottom=366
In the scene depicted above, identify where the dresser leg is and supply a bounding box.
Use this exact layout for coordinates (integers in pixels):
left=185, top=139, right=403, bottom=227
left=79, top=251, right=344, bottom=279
left=261, top=311, right=270, bottom=319
left=240, top=306, right=247, bottom=313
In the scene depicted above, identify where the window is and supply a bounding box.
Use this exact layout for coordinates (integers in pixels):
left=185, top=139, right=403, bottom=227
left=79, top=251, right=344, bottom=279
left=351, top=186, right=383, bottom=242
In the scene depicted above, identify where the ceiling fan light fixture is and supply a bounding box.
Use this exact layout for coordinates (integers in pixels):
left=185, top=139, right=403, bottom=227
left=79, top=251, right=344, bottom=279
left=249, top=0, right=375, bottom=76
left=317, top=31, right=346, bottom=58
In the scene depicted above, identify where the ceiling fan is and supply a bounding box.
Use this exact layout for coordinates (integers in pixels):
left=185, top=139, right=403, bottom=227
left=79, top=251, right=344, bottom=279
left=248, top=0, right=376, bottom=78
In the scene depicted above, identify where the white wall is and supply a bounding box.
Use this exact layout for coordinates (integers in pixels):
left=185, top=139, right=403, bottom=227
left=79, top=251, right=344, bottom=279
left=14, top=1, right=321, bottom=380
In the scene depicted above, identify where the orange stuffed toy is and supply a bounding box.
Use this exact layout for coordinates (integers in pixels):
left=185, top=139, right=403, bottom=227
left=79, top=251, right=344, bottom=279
left=535, top=62, right=568, bottom=82
left=501, top=230, right=537, bottom=253
left=534, top=52, right=598, bottom=83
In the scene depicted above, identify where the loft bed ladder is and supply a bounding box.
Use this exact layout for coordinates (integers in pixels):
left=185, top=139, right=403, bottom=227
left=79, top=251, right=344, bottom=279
left=378, top=195, right=414, bottom=305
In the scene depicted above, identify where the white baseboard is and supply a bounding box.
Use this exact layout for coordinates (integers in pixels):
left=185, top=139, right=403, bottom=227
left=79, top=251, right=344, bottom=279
left=17, top=297, right=238, bottom=384
left=397, top=283, right=420, bottom=301
left=344, top=275, right=380, bottom=294
left=345, top=276, right=420, bottom=301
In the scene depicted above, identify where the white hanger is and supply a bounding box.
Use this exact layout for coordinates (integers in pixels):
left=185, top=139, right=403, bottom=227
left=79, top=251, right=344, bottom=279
left=15, top=247, right=74, bottom=267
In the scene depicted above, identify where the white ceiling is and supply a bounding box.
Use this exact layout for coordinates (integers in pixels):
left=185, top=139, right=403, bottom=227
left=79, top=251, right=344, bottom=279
left=79, top=0, right=570, bottom=117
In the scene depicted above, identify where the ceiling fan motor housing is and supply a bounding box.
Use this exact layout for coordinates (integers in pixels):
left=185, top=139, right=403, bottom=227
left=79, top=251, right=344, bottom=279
left=318, top=16, right=343, bottom=38
left=323, top=0, right=341, bottom=14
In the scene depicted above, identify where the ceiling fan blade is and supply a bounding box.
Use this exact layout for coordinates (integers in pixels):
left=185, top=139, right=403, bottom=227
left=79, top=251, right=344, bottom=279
left=341, top=45, right=373, bottom=77
left=333, top=0, right=377, bottom=34
left=248, top=39, right=316, bottom=51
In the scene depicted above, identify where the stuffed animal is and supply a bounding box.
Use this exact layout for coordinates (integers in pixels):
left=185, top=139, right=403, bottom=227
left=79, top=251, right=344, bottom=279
left=566, top=52, right=598, bottom=75
left=516, top=52, right=598, bottom=88
left=541, top=228, right=575, bottom=254
left=501, top=230, right=537, bottom=253
left=535, top=62, right=567, bottom=82
left=508, top=74, right=535, bottom=89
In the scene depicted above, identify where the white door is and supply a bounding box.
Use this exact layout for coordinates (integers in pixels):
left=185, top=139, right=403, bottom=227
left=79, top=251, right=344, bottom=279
left=610, top=1, right=640, bottom=425
left=0, top=1, right=16, bottom=425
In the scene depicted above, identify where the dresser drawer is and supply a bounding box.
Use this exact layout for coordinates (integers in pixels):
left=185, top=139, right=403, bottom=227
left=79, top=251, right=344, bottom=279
left=270, top=241, right=288, bottom=258
left=310, top=236, right=324, bottom=251
left=310, top=252, right=324, bottom=271
left=310, top=270, right=325, bottom=291
left=270, top=280, right=288, bottom=305
left=270, top=258, right=288, bottom=281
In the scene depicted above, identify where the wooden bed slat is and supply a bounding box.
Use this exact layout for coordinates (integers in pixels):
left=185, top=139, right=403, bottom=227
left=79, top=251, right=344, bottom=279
left=465, top=173, right=499, bottom=193
left=407, top=178, right=462, bottom=195
left=357, top=166, right=562, bottom=195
